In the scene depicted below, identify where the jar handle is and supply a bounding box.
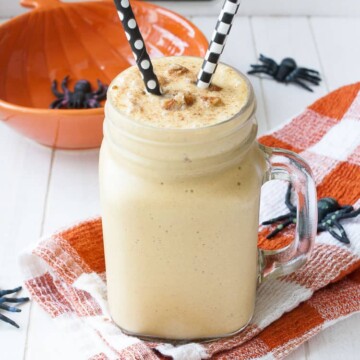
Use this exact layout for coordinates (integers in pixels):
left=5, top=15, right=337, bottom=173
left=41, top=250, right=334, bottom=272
left=258, top=145, right=317, bottom=282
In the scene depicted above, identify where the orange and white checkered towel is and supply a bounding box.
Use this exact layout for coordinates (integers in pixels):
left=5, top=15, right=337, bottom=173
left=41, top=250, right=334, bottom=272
left=21, top=83, right=360, bottom=360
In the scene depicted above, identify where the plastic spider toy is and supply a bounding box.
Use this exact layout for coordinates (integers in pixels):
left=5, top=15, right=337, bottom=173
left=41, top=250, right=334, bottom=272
left=0, top=286, right=29, bottom=328
left=248, top=54, right=321, bottom=92
left=50, top=76, right=108, bottom=109
left=262, top=185, right=360, bottom=244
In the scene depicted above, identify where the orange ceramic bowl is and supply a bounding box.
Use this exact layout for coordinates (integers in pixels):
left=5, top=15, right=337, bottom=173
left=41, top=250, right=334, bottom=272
left=0, top=0, right=208, bottom=149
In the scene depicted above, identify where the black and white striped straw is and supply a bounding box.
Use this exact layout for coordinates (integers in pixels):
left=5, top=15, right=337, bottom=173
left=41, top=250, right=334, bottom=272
left=113, top=0, right=161, bottom=95
left=197, top=0, right=241, bottom=89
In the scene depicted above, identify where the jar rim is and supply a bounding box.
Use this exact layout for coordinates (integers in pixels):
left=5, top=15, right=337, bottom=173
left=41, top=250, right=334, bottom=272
left=107, top=56, right=256, bottom=134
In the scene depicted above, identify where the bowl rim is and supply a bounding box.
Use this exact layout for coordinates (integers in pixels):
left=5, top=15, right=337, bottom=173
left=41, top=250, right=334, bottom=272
left=0, top=0, right=208, bottom=116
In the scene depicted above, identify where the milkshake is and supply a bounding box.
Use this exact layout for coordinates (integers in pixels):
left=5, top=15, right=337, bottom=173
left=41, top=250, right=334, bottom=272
left=100, top=56, right=266, bottom=340
left=109, top=57, right=249, bottom=128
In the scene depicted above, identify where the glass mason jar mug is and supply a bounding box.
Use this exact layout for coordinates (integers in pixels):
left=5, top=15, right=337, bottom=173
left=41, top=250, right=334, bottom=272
left=99, top=59, right=317, bottom=342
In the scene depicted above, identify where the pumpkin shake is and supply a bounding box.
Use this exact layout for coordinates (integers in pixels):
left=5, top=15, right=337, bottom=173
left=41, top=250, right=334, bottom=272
left=100, top=56, right=265, bottom=340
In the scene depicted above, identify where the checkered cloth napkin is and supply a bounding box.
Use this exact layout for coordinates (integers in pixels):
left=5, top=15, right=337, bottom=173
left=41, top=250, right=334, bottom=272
left=21, top=83, right=360, bottom=360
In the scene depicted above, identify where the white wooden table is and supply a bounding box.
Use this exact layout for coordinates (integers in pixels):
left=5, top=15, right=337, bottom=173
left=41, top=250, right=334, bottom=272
left=1, top=12, right=360, bottom=360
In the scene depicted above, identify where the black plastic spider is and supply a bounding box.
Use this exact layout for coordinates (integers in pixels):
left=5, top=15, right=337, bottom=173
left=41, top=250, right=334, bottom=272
left=262, top=185, right=360, bottom=244
left=0, top=286, right=29, bottom=328
left=248, top=54, right=322, bottom=92
left=50, top=76, right=108, bottom=109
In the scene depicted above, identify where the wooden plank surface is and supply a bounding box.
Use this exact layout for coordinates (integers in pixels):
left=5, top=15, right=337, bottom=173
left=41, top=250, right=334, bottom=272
left=1, top=0, right=360, bottom=18
left=0, top=124, right=52, bottom=359
left=250, top=16, right=328, bottom=128
left=310, top=17, right=360, bottom=91
left=26, top=149, right=100, bottom=359
left=42, top=150, right=100, bottom=233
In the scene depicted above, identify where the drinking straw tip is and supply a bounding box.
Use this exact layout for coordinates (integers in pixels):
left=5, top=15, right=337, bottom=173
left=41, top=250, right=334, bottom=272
left=197, top=0, right=241, bottom=88
left=113, top=0, right=161, bottom=95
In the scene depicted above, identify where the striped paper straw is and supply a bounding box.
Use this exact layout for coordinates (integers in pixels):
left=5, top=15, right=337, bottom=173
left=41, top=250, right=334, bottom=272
left=197, top=0, right=241, bottom=89
left=113, top=0, right=161, bottom=95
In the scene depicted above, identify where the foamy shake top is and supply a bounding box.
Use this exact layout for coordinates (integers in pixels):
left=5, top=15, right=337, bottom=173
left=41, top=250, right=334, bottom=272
left=109, top=57, right=249, bottom=129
